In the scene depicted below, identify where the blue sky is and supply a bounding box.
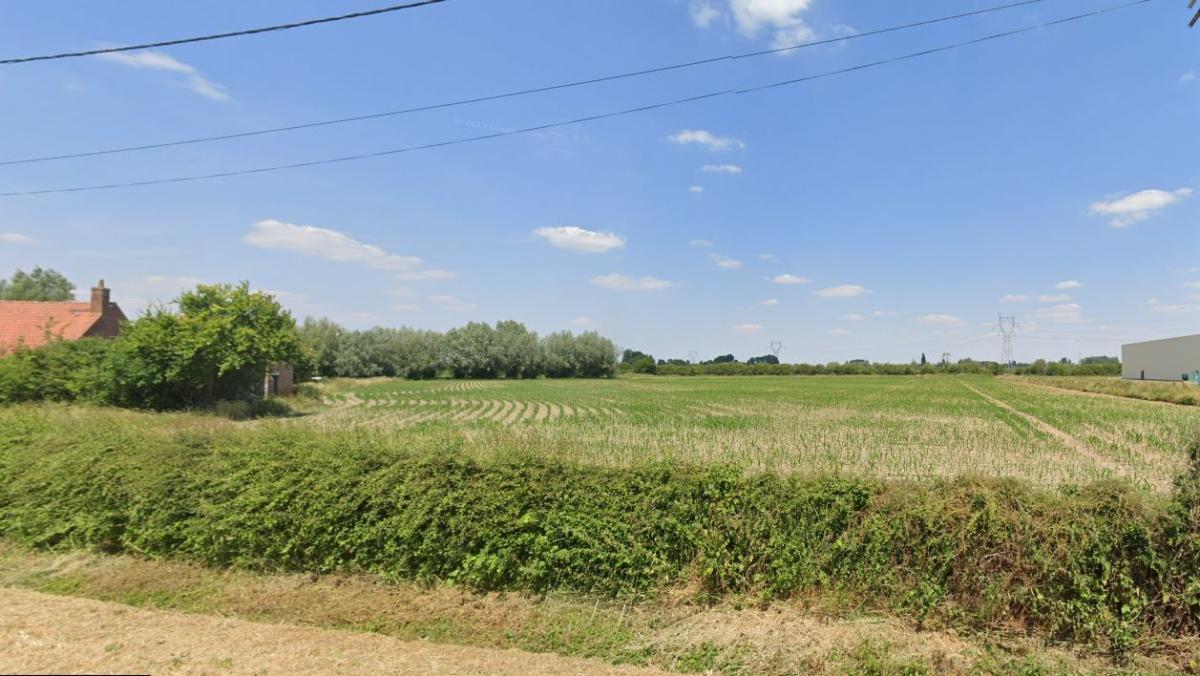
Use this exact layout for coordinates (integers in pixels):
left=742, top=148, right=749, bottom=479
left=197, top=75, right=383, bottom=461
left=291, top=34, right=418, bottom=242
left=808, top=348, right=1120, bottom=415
left=0, top=0, right=1196, bottom=363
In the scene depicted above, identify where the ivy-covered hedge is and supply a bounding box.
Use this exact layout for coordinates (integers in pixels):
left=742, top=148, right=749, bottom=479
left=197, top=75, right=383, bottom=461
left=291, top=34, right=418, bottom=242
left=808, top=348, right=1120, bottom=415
left=1, top=413, right=1197, bottom=655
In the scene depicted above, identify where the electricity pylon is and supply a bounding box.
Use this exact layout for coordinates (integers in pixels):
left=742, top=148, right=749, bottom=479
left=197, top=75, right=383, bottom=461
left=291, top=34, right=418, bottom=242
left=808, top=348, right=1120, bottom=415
left=995, top=315, right=1019, bottom=367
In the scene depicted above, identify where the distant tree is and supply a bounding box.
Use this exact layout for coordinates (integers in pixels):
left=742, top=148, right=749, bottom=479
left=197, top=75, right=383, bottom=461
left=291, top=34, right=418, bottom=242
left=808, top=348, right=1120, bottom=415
left=630, top=355, right=657, bottom=374
left=0, top=267, right=74, bottom=301
left=920, top=353, right=927, bottom=365
left=494, top=320, right=540, bottom=378
left=444, top=322, right=501, bottom=378
left=1081, top=355, right=1120, bottom=365
left=621, top=349, right=653, bottom=365
left=711, top=354, right=737, bottom=364
left=297, top=317, right=346, bottom=378
left=747, top=355, right=780, bottom=365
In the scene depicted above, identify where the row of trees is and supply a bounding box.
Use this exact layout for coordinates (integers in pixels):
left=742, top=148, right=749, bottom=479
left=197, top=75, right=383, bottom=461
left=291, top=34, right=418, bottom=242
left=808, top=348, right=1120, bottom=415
left=299, top=318, right=618, bottom=380
left=620, top=352, right=1122, bottom=377
left=0, top=283, right=303, bottom=408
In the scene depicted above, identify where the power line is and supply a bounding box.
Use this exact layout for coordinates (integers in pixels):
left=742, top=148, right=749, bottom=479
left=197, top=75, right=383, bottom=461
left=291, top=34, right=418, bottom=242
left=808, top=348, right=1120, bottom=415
left=0, top=0, right=448, bottom=66
left=0, top=0, right=1151, bottom=198
left=0, top=0, right=1061, bottom=167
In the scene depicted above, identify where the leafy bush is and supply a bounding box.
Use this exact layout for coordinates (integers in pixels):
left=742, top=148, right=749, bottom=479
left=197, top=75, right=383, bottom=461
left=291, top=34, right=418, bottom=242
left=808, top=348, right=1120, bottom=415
left=0, top=282, right=301, bottom=409
left=1, top=411, right=1196, bottom=655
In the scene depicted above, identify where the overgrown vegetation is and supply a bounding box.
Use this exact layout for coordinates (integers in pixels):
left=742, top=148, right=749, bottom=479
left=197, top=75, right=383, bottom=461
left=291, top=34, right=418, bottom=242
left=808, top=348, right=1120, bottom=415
left=0, top=406, right=1197, bottom=658
left=298, top=317, right=617, bottom=380
left=0, top=282, right=301, bottom=409
left=1020, top=375, right=1200, bottom=406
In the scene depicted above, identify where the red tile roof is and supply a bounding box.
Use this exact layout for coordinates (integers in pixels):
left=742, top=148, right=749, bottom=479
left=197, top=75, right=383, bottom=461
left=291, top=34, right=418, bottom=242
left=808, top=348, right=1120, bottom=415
left=0, top=301, right=125, bottom=352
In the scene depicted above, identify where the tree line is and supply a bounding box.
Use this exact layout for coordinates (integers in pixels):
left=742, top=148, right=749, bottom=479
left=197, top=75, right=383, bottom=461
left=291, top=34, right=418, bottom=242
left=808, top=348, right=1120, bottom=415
left=0, top=271, right=619, bottom=409
left=617, top=350, right=1122, bottom=377
left=299, top=318, right=617, bottom=380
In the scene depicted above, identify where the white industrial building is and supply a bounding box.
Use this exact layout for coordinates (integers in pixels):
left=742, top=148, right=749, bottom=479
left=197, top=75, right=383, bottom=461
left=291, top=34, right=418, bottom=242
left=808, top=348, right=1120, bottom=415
left=1122, top=334, right=1200, bottom=381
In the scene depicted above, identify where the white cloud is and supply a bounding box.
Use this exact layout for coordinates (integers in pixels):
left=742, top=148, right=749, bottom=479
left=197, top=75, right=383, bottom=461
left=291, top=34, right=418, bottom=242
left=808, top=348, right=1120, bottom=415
left=729, top=0, right=815, bottom=48
left=759, top=253, right=776, bottom=260
left=841, top=313, right=865, bottom=321
left=702, top=164, right=744, bottom=174
left=590, top=273, right=679, bottom=291
left=532, top=226, right=625, bottom=253
left=570, top=316, right=594, bottom=327
left=872, top=310, right=898, bottom=317
left=689, top=239, right=714, bottom=248
left=144, top=275, right=203, bottom=287
left=1000, top=294, right=1030, bottom=304
left=1055, top=280, right=1083, bottom=290
left=668, top=129, right=745, bottom=151
left=733, top=323, right=763, bottom=333
left=1031, top=303, right=1084, bottom=324
left=772, top=273, right=810, bottom=285
left=0, top=232, right=39, bottom=245
left=915, top=314, right=965, bottom=327
left=813, top=284, right=868, bottom=299
left=710, top=254, right=744, bottom=269
left=427, top=294, right=478, bottom=312
left=689, top=186, right=704, bottom=194
left=760, top=298, right=779, bottom=306
left=244, top=219, right=423, bottom=271
left=1184, top=281, right=1200, bottom=289
left=396, top=269, right=457, bottom=282
left=1148, top=298, right=1200, bottom=315
left=1181, top=71, right=1197, bottom=83
left=690, top=0, right=720, bottom=27
left=1038, top=293, right=1071, bottom=303
left=1089, top=188, right=1192, bottom=227
left=96, top=50, right=230, bottom=102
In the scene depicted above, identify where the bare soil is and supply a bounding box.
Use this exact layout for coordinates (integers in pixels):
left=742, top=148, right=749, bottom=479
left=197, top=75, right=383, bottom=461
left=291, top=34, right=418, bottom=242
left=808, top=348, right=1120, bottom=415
left=0, top=587, right=664, bottom=675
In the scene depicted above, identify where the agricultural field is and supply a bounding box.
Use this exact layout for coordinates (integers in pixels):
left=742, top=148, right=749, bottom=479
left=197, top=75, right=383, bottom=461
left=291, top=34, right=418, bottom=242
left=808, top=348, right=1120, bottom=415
left=295, top=375, right=1198, bottom=491
left=5, top=373, right=1200, bottom=672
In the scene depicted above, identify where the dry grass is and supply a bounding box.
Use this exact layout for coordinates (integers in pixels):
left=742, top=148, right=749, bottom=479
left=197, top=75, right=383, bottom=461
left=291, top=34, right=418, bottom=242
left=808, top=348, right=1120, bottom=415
left=0, top=587, right=662, bottom=675
left=3, top=543, right=1184, bottom=674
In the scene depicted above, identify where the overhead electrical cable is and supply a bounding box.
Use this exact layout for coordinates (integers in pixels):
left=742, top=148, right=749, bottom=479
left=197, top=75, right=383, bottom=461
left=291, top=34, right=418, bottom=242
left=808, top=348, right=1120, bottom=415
left=1, top=0, right=1062, bottom=167
left=0, top=0, right=1151, bottom=198
left=0, top=0, right=448, bottom=65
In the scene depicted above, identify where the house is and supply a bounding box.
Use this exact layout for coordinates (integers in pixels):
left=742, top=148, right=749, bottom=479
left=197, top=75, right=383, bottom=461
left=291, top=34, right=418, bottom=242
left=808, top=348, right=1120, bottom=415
left=0, top=280, right=127, bottom=354
left=1122, top=334, right=1200, bottom=382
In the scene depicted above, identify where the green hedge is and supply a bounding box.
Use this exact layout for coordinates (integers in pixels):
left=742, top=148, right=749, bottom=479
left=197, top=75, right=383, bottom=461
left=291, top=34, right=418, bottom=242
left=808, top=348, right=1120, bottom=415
left=1, top=414, right=1197, bottom=654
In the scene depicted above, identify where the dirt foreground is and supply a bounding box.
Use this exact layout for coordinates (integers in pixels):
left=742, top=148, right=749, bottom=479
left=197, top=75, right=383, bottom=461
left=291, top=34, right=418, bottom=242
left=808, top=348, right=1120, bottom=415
left=0, top=587, right=663, bottom=675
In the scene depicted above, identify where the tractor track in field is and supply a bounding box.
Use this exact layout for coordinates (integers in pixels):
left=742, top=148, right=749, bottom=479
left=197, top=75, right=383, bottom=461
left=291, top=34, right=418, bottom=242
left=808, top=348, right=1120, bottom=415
left=960, top=382, right=1128, bottom=477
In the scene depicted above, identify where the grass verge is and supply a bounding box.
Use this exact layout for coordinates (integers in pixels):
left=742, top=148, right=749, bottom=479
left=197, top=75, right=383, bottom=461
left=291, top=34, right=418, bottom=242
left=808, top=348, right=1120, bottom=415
left=1016, top=376, right=1200, bottom=406
left=2, top=409, right=1200, bottom=663
left=2, top=542, right=1187, bottom=674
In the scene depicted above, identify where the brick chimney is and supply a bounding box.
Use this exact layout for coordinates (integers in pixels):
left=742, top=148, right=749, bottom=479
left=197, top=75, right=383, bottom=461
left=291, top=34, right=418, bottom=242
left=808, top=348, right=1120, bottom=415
left=89, top=280, right=110, bottom=313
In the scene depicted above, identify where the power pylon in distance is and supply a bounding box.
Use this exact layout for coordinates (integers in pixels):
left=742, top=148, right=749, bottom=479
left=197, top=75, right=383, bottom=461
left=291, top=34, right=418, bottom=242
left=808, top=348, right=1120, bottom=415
left=995, top=315, right=1019, bottom=367
left=770, top=341, right=783, bottom=358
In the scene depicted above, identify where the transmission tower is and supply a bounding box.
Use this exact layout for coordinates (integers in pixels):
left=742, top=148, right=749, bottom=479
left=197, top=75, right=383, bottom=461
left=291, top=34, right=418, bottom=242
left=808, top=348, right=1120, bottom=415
left=995, top=315, right=1019, bottom=367
left=769, top=341, right=784, bottom=358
